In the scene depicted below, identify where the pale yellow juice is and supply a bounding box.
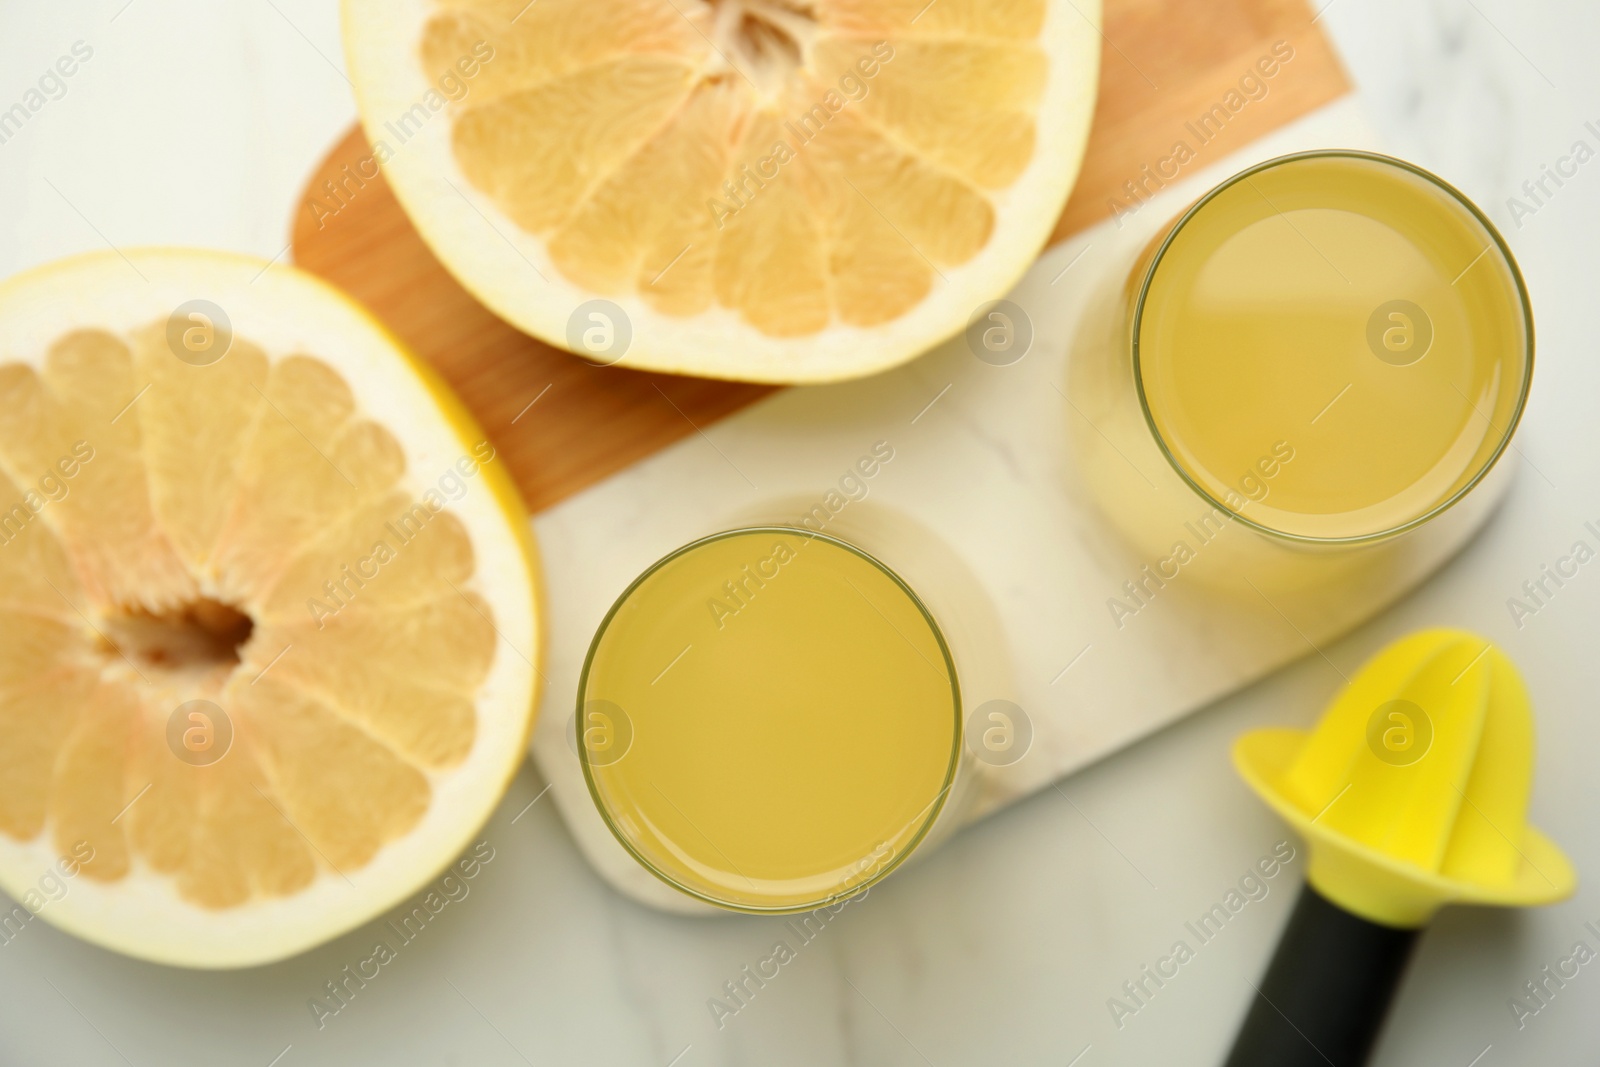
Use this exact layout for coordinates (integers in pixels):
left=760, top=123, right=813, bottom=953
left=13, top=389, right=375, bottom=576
left=1135, top=152, right=1529, bottom=540
left=579, top=528, right=959, bottom=911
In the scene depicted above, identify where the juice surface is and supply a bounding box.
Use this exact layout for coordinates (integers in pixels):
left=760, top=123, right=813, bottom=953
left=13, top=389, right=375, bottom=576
left=580, top=529, right=958, bottom=910
left=1136, top=154, right=1529, bottom=540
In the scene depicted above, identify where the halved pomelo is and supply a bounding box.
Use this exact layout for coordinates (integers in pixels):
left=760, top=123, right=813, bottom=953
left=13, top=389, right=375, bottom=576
left=0, top=249, right=541, bottom=968
left=341, top=0, right=1100, bottom=382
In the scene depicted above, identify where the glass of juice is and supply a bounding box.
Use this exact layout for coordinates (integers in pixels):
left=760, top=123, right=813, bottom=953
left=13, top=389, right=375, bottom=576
left=1068, top=150, right=1532, bottom=593
left=577, top=526, right=964, bottom=912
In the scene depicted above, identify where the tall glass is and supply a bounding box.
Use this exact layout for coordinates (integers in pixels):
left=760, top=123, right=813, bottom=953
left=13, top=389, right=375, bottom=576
left=575, top=520, right=982, bottom=913
left=1067, top=151, right=1532, bottom=607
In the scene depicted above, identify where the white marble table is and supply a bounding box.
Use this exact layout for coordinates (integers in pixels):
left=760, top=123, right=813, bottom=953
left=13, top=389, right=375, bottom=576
left=1, top=2, right=1598, bottom=1065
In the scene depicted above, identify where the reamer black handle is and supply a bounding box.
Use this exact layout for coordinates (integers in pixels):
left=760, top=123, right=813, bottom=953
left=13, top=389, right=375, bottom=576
left=1223, top=882, right=1420, bottom=1067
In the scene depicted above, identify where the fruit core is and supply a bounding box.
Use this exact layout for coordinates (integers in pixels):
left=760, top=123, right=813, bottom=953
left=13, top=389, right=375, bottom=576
left=705, top=0, right=817, bottom=98
left=97, top=598, right=255, bottom=681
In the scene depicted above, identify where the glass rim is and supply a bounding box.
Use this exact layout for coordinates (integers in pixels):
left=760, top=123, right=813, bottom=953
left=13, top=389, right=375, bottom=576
left=1129, top=148, right=1536, bottom=546
left=575, top=524, right=964, bottom=915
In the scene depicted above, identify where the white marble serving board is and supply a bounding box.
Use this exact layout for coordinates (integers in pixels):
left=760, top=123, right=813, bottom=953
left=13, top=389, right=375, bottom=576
left=528, top=96, right=1511, bottom=912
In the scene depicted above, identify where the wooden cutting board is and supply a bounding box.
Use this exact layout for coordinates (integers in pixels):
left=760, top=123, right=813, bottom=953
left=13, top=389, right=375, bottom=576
left=291, top=0, right=1350, bottom=517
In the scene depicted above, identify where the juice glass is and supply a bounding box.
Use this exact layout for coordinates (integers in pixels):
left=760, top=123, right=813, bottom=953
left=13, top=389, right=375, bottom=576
left=576, top=525, right=968, bottom=912
left=1067, top=151, right=1532, bottom=597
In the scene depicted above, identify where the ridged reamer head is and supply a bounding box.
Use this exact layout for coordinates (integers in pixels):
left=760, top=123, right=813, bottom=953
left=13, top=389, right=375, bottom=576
left=1234, top=629, right=1575, bottom=928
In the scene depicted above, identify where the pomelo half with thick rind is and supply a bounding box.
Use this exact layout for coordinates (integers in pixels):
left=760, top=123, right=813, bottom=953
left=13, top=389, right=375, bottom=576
left=0, top=248, right=541, bottom=968
left=341, top=0, right=1100, bottom=383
